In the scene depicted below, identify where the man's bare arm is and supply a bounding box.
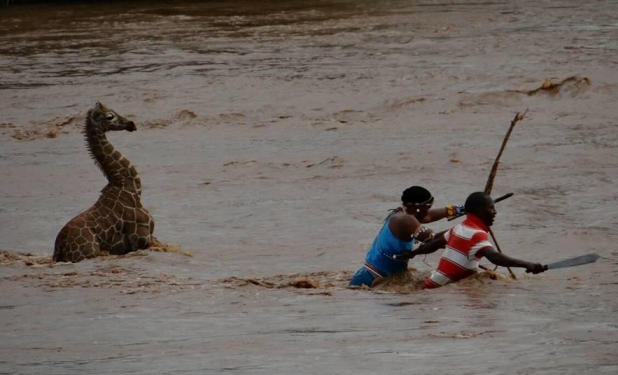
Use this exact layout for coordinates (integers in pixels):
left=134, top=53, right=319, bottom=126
left=477, top=247, right=545, bottom=274
left=419, top=205, right=464, bottom=223
left=394, top=235, right=448, bottom=261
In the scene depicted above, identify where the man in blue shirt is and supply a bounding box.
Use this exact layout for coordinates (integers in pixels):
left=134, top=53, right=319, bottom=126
left=349, top=186, right=464, bottom=287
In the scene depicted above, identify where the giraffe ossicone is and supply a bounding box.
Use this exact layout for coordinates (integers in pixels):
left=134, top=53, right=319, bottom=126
left=53, top=102, right=155, bottom=262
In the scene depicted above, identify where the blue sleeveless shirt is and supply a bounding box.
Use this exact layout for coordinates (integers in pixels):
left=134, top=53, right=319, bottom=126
left=364, top=215, right=414, bottom=277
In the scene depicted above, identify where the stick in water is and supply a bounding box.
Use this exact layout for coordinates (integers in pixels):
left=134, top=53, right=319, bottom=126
left=482, top=109, right=527, bottom=279
left=484, top=109, right=528, bottom=194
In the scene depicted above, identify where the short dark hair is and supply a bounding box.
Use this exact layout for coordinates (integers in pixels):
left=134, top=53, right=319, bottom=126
left=401, top=186, right=433, bottom=205
left=464, top=192, right=491, bottom=215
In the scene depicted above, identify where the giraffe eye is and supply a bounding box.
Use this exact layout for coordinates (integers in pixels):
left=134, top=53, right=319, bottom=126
left=105, top=113, right=115, bottom=121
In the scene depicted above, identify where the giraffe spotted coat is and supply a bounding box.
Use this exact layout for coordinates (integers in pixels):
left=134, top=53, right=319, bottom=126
left=53, top=102, right=155, bottom=262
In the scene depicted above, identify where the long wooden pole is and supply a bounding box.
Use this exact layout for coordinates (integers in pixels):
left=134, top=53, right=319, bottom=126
left=484, top=109, right=528, bottom=194
left=483, top=109, right=528, bottom=279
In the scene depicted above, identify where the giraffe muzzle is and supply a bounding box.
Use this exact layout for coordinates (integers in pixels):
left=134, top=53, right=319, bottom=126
left=126, top=121, right=137, bottom=132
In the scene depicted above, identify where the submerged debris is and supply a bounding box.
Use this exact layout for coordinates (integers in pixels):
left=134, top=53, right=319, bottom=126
left=220, top=267, right=513, bottom=294
left=221, top=271, right=354, bottom=290
left=0, top=249, right=53, bottom=267
left=147, top=239, right=193, bottom=257
left=509, top=76, right=591, bottom=97
left=0, top=239, right=190, bottom=268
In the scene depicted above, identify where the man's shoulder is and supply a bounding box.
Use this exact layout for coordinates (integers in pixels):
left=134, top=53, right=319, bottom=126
left=470, top=230, right=490, bottom=243
left=452, top=221, right=487, bottom=240
left=388, top=212, right=417, bottom=225
left=385, top=212, right=413, bottom=234
left=386, top=211, right=404, bottom=224
left=461, top=219, right=489, bottom=234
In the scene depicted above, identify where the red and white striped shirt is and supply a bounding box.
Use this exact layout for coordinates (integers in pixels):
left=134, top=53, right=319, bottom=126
left=424, top=215, right=493, bottom=289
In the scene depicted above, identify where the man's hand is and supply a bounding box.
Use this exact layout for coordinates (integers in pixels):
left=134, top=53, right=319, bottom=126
left=445, top=204, right=465, bottom=218
left=525, top=262, right=546, bottom=274
left=393, top=251, right=415, bottom=261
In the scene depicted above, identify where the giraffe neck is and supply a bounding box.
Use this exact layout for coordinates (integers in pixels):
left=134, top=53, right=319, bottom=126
left=85, top=123, right=142, bottom=195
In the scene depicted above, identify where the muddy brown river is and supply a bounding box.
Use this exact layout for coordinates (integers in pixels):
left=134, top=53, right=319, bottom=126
left=1, top=1, right=617, bottom=374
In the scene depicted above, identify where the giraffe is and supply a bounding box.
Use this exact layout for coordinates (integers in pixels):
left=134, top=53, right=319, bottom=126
left=53, top=102, right=155, bottom=262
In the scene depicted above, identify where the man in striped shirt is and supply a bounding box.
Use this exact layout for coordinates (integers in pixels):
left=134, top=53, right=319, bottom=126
left=398, top=192, right=545, bottom=288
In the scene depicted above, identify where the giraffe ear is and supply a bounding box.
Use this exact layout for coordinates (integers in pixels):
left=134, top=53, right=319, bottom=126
left=90, top=102, right=103, bottom=120
left=95, top=101, right=105, bottom=111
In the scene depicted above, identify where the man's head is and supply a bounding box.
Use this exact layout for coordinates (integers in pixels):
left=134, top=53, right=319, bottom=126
left=464, top=192, right=496, bottom=227
left=401, top=186, right=434, bottom=218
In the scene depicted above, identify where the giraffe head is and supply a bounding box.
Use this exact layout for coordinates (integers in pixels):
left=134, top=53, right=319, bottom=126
left=88, top=102, right=137, bottom=132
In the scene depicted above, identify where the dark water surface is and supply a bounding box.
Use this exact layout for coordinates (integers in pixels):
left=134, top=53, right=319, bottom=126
left=1, top=1, right=618, bottom=374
